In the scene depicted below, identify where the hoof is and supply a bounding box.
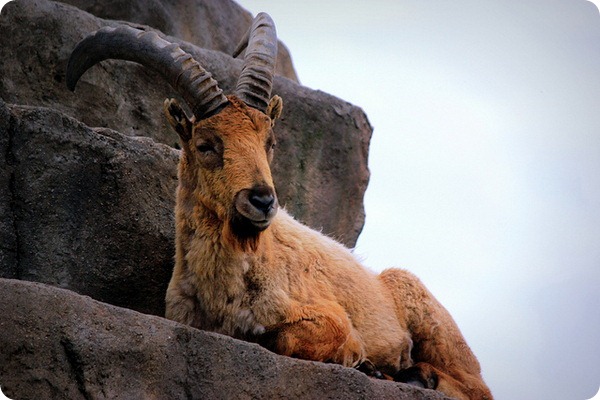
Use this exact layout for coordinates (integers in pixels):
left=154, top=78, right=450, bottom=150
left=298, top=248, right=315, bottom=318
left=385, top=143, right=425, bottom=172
left=356, top=360, right=386, bottom=380
left=394, top=365, right=438, bottom=389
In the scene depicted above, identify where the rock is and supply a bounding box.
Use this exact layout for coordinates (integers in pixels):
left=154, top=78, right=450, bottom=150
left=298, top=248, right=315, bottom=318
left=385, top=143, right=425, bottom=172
left=0, top=279, right=452, bottom=400
left=0, top=0, right=181, bottom=146
left=1, top=100, right=178, bottom=316
left=0, top=99, right=16, bottom=277
left=57, top=0, right=300, bottom=83
left=0, top=0, right=370, bottom=246
left=273, top=85, right=371, bottom=245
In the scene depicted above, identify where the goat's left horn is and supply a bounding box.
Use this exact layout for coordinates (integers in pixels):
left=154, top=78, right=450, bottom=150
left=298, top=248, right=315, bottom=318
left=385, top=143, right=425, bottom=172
left=233, top=13, right=278, bottom=113
left=66, top=25, right=229, bottom=119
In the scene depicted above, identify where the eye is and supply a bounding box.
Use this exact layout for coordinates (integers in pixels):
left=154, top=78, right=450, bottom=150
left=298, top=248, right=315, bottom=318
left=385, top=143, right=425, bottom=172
left=194, top=138, right=223, bottom=169
left=196, top=142, right=215, bottom=154
left=266, top=137, right=276, bottom=152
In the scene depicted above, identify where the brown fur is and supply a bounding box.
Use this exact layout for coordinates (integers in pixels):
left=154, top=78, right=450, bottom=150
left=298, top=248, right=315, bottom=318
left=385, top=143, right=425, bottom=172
left=164, top=95, right=493, bottom=399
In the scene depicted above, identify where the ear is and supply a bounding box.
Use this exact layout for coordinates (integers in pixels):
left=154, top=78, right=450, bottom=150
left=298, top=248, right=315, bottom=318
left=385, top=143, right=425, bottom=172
left=266, top=95, right=283, bottom=127
left=163, top=98, right=194, bottom=142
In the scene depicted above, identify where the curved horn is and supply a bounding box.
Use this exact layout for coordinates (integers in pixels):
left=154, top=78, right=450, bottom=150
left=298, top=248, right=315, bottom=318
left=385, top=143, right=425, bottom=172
left=233, top=13, right=278, bottom=112
left=66, top=25, right=228, bottom=119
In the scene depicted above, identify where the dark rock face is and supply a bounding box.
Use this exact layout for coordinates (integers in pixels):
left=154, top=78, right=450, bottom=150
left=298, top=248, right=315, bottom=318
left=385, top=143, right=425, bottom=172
left=0, top=100, right=16, bottom=278
left=274, top=84, right=372, bottom=245
left=1, top=101, right=178, bottom=316
left=0, top=279, right=452, bottom=400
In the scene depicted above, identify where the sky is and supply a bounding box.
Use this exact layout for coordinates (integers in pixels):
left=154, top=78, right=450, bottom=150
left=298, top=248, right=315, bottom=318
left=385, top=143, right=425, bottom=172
left=235, top=1, right=600, bottom=399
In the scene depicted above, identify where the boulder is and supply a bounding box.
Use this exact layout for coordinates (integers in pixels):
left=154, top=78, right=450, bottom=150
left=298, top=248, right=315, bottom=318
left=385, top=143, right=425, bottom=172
left=0, top=279, right=452, bottom=400
left=1, top=100, right=178, bottom=316
left=0, top=0, right=370, bottom=245
left=0, top=98, right=16, bottom=277
left=57, top=0, right=300, bottom=83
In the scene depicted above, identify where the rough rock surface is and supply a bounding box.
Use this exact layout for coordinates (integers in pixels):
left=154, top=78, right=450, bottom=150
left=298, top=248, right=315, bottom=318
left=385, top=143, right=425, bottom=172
left=1, top=100, right=178, bottom=316
left=0, top=279, right=452, bottom=400
left=58, top=0, right=300, bottom=83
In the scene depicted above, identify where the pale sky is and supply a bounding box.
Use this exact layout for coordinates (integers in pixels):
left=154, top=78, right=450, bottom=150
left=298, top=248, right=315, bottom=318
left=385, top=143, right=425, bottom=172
left=236, top=1, right=600, bottom=399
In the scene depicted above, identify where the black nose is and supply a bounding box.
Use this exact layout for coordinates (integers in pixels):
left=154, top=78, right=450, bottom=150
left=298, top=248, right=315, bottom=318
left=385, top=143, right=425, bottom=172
left=249, top=188, right=275, bottom=214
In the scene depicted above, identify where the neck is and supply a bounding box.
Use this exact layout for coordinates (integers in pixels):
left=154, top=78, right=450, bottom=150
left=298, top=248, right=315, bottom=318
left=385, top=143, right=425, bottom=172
left=225, top=214, right=267, bottom=253
left=176, top=187, right=269, bottom=259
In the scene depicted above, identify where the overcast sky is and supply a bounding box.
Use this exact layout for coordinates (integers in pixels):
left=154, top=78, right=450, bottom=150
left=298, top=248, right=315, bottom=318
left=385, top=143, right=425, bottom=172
left=237, top=1, right=600, bottom=399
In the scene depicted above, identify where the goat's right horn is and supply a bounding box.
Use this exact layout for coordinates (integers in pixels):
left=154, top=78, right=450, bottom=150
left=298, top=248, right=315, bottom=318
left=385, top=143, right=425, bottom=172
left=233, top=13, right=278, bottom=113
left=66, top=25, right=229, bottom=120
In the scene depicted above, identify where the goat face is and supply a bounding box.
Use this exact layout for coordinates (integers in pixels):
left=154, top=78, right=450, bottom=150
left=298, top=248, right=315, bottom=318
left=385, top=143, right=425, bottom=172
left=165, top=95, right=283, bottom=236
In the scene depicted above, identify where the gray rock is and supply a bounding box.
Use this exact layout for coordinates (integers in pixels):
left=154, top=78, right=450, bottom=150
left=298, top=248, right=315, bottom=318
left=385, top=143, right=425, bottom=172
left=0, top=100, right=17, bottom=278
left=57, top=0, right=300, bottom=83
left=0, top=278, right=452, bottom=400
left=2, top=101, right=178, bottom=316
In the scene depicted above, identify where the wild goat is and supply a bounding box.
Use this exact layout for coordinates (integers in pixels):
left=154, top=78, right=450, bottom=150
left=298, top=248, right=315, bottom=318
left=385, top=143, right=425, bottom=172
left=67, top=14, right=493, bottom=400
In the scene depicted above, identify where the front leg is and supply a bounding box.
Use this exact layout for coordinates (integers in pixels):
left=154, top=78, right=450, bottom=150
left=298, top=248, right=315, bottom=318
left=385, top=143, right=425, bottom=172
left=165, top=278, right=201, bottom=328
left=258, top=301, right=366, bottom=368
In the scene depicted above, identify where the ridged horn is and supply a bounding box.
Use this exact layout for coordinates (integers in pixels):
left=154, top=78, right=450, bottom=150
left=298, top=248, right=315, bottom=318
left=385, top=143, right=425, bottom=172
left=233, top=13, right=278, bottom=112
left=66, top=25, right=229, bottom=119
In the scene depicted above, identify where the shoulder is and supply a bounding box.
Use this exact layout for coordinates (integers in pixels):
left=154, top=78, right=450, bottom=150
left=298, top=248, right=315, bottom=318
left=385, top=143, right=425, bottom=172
left=270, top=208, right=353, bottom=256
